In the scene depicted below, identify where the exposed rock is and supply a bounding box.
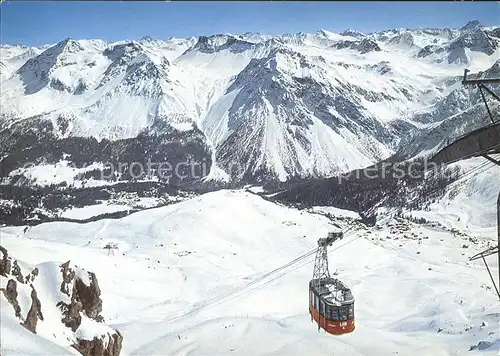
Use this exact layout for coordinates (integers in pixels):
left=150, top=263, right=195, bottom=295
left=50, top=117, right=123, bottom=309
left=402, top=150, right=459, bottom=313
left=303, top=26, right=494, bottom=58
left=21, top=286, right=44, bottom=333
left=333, top=39, right=381, bottom=54
left=357, top=38, right=381, bottom=54
left=388, top=32, right=415, bottom=47
left=192, top=35, right=255, bottom=54
left=17, top=38, right=85, bottom=95
left=448, top=29, right=497, bottom=58
left=487, top=27, right=500, bottom=39
left=58, top=298, right=83, bottom=332
left=1, top=279, right=21, bottom=318
left=56, top=262, right=124, bottom=354
left=73, top=329, right=123, bottom=356
left=1, top=253, right=123, bottom=355
left=447, top=46, right=468, bottom=64
left=417, top=44, right=444, bottom=58
left=460, top=20, right=483, bottom=32
left=11, top=260, right=24, bottom=283
left=341, top=29, right=365, bottom=38
left=0, top=245, right=12, bottom=276
left=58, top=261, right=104, bottom=332
left=74, top=272, right=103, bottom=321
left=469, top=340, right=497, bottom=351
left=60, top=260, right=76, bottom=297
left=26, top=267, right=39, bottom=283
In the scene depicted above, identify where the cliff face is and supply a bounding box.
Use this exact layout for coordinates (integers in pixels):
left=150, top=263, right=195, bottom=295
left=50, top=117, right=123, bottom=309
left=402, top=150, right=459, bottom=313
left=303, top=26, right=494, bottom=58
left=0, top=245, right=123, bottom=356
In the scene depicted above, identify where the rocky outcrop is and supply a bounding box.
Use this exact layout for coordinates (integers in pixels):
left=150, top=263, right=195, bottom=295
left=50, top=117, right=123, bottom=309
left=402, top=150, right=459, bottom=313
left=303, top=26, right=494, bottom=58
left=0, top=247, right=123, bottom=356
left=73, top=330, right=123, bottom=356
left=357, top=38, right=381, bottom=54
left=58, top=298, right=83, bottom=332
left=21, top=286, right=43, bottom=333
left=75, top=272, right=103, bottom=320
left=447, top=29, right=498, bottom=63
left=12, top=260, right=25, bottom=283
left=341, top=29, right=365, bottom=38
left=460, top=20, right=483, bottom=32
left=0, top=245, right=12, bottom=276
left=56, top=260, right=120, bottom=355
left=2, top=278, right=21, bottom=318
left=58, top=261, right=104, bottom=324
left=25, top=267, right=39, bottom=283
left=333, top=38, right=381, bottom=53
left=1, top=253, right=44, bottom=333
left=417, top=44, right=445, bottom=58
left=388, top=32, right=415, bottom=47
left=60, top=260, right=76, bottom=296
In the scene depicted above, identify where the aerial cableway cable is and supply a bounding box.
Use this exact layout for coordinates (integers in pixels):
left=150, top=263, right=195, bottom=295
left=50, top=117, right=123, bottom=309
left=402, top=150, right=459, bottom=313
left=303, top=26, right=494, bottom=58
left=165, top=232, right=364, bottom=335
left=362, top=152, right=499, bottom=217
left=161, top=229, right=362, bottom=325
left=164, top=154, right=499, bottom=325
left=161, top=247, right=319, bottom=323
left=404, top=153, right=500, bottom=209
left=200, top=155, right=500, bottom=327
left=208, top=233, right=364, bottom=315
left=436, top=140, right=500, bottom=164
left=420, top=142, right=500, bottom=182
left=427, top=154, right=498, bottom=195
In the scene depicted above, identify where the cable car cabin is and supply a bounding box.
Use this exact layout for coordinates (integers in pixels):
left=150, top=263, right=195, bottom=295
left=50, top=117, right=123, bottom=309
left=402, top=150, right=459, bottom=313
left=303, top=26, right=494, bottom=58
left=309, top=277, right=355, bottom=335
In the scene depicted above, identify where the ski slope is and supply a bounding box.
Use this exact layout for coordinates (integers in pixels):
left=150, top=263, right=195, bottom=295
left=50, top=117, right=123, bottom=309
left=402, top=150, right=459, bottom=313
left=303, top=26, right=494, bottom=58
left=1, top=190, right=499, bottom=355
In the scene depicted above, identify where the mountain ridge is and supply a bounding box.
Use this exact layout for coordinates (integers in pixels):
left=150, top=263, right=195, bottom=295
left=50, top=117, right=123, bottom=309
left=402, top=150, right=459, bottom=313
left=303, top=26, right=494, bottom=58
left=0, top=21, right=499, bottom=224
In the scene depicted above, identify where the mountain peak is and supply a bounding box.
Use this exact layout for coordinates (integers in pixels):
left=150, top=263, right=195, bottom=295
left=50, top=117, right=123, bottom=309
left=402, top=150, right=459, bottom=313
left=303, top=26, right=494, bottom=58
left=341, top=29, right=366, bottom=38
left=190, top=34, right=256, bottom=54
left=54, top=37, right=85, bottom=53
left=3, top=24, right=500, bottom=186
left=140, top=35, right=158, bottom=43
left=460, top=20, right=483, bottom=31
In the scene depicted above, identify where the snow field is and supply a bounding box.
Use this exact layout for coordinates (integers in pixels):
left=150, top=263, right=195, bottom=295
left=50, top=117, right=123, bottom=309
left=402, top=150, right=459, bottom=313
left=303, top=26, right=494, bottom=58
left=1, top=189, right=499, bottom=355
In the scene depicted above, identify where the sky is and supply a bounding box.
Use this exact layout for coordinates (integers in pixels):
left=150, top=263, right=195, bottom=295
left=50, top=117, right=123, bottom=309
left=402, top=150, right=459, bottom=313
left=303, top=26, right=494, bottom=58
left=1, top=1, right=499, bottom=46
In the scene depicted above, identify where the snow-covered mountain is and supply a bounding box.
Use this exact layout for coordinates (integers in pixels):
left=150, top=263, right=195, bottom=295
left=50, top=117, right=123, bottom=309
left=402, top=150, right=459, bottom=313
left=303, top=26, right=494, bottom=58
left=1, top=21, right=499, bottom=187
left=1, top=20, right=500, bottom=356
left=397, top=61, right=500, bottom=158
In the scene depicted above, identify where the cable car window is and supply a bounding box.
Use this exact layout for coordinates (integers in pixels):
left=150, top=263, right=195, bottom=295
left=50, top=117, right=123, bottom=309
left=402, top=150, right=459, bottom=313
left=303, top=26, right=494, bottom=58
left=320, top=300, right=325, bottom=316
left=348, top=304, right=354, bottom=319
left=339, top=306, right=348, bottom=321
left=329, top=306, right=339, bottom=321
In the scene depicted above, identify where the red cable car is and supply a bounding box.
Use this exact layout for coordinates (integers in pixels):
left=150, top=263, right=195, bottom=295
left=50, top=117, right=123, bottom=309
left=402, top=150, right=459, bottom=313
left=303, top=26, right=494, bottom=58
left=309, top=232, right=355, bottom=335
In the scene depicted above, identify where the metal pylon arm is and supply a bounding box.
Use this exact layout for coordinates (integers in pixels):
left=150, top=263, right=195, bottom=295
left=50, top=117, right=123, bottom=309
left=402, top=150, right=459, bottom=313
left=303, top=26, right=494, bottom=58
left=312, top=232, right=343, bottom=285
left=470, top=246, right=499, bottom=261
left=460, top=69, right=500, bottom=300
left=462, top=69, right=500, bottom=124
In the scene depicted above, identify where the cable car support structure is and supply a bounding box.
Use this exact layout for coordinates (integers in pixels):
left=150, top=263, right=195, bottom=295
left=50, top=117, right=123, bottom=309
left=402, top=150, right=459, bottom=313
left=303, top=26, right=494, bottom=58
left=431, top=69, right=500, bottom=299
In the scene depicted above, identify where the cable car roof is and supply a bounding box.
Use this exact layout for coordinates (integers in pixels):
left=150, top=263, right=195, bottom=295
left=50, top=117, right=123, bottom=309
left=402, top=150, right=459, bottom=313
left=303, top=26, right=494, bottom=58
left=310, top=277, right=354, bottom=306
